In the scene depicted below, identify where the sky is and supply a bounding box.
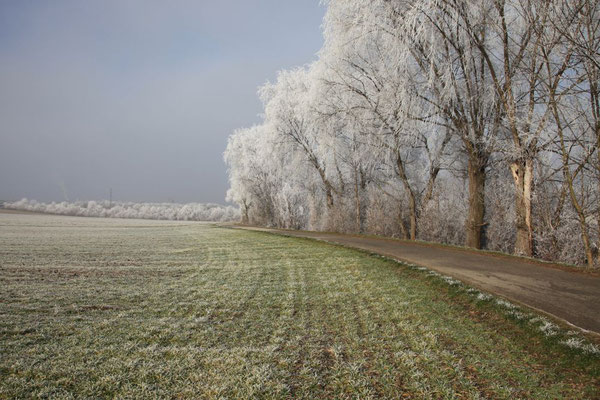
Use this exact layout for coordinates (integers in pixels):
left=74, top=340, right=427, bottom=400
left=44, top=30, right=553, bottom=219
left=0, top=0, right=326, bottom=204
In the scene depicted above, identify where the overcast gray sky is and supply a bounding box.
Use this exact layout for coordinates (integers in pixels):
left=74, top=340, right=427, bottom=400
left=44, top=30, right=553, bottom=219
left=0, top=1, right=325, bottom=204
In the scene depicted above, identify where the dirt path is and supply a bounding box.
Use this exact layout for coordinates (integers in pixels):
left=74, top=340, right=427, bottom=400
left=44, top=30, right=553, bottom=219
left=234, top=226, right=600, bottom=335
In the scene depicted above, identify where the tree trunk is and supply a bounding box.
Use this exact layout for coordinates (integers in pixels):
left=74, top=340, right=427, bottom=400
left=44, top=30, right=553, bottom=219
left=422, top=167, right=440, bottom=209
left=396, top=153, right=417, bottom=240
left=316, top=167, right=335, bottom=209
left=550, top=186, right=567, bottom=259
left=241, top=199, right=250, bottom=224
left=398, top=209, right=409, bottom=240
left=408, top=195, right=417, bottom=240
left=311, top=158, right=335, bottom=210
left=511, top=159, right=534, bottom=256
left=577, top=215, right=595, bottom=269
left=561, top=147, right=595, bottom=269
left=354, top=167, right=363, bottom=233
left=465, top=154, right=487, bottom=249
left=325, top=186, right=334, bottom=209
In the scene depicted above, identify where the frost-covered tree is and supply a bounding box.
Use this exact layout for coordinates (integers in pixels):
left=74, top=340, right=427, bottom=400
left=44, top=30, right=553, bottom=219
left=400, top=0, right=504, bottom=249
left=260, top=68, right=339, bottom=211
left=317, top=0, right=454, bottom=240
left=224, top=125, right=282, bottom=226
left=542, top=0, right=600, bottom=267
left=223, top=0, right=600, bottom=267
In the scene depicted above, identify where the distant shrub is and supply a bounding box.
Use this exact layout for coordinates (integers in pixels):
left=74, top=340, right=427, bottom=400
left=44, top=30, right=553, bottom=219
left=5, top=198, right=240, bottom=223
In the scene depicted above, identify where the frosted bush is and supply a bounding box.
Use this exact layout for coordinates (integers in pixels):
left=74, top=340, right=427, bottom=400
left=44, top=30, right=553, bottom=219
left=5, top=198, right=240, bottom=223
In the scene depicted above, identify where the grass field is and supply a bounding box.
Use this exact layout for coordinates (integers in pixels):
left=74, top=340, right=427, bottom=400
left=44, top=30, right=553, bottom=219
left=0, top=213, right=598, bottom=399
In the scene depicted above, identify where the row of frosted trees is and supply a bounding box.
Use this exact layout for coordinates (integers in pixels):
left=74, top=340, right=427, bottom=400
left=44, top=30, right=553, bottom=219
left=6, top=199, right=240, bottom=222
left=225, top=0, right=600, bottom=268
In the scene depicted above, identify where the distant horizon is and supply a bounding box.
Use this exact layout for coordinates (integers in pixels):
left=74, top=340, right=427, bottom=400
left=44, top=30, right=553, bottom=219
left=2, top=196, right=235, bottom=206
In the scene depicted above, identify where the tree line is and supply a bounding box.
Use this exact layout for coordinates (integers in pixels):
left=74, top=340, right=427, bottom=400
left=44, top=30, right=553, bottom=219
left=225, top=0, right=600, bottom=268
left=5, top=199, right=240, bottom=222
